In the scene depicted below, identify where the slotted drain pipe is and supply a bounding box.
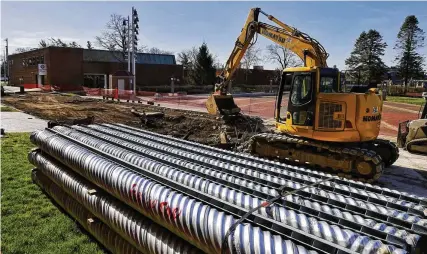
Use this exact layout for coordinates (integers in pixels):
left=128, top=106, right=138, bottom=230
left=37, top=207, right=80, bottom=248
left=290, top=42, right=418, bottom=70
left=31, top=128, right=408, bottom=254
left=77, top=124, right=427, bottom=228
left=111, top=123, right=427, bottom=207
left=48, top=125, right=425, bottom=253
left=29, top=150, right=200, bottom=254
left=31, top=169, right=142, bottom=254
left=30, top=130, right=332, bottom=254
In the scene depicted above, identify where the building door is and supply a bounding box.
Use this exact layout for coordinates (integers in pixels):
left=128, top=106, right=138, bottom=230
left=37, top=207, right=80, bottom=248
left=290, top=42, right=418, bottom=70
left=118, top=79, right=125, bottom=91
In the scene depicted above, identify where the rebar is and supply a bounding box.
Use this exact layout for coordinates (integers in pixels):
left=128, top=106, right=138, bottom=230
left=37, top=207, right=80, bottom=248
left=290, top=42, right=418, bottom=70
left=31, top=169, right=142, bottom=254
left=30, top=129, right=320, bottom=254
left=29, top=150, right=200, bottom=254
left=31, top=128, right=409, bottom=254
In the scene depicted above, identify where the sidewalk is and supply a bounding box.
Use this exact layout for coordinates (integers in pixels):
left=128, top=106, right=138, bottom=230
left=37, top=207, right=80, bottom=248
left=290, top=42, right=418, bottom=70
left=1, top=104, right=47, bottom=133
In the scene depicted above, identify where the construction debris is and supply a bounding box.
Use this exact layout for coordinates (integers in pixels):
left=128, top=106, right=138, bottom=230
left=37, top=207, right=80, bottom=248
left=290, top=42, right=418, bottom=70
left=2, top=93, right=267, bottom=145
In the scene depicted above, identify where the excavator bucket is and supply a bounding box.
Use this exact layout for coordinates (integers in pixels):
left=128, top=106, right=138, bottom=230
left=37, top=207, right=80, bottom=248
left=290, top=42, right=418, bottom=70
left=206, top=93, right=241, bottom=116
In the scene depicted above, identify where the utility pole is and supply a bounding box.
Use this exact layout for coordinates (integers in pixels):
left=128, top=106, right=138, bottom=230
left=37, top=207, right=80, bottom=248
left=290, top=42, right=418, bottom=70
left=3, top=38, right=9, bottom=85
left=122, top=17, right=131, bottom=73
left=131, top=7, right=139, bottom=94
left=3, top=49, right=6, bottom=84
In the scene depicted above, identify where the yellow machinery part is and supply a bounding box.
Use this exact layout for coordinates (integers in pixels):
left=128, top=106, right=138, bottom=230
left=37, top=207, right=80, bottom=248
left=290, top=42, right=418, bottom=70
left=206, top=93, right=241, bottom=116
left=243, top=132, right=399, bottom=183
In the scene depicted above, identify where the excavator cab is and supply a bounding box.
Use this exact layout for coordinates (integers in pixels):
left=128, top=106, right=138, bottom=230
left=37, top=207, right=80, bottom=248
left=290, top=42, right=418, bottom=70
left=275, top=67, right=341, bottom=133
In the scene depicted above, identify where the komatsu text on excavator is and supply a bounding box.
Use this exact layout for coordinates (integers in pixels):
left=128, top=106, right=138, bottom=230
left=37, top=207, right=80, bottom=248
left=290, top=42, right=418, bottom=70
left=206, top=7, right=399, bottom=182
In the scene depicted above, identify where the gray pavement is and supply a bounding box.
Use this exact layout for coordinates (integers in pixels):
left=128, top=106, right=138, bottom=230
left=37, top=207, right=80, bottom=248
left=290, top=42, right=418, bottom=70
left=1, top=105, right=47, bottom=133
left=378, top=149, right=427, bottom=197
left=2, top=85, right=42, bottom=93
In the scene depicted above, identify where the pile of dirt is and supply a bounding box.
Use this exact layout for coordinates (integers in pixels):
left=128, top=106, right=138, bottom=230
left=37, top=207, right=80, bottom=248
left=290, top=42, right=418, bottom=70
left=1, top=92, right=270, bottom=146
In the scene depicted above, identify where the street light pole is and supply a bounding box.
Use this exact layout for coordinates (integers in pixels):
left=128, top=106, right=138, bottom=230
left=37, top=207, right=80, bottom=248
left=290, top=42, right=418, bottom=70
left=127, top=16, right=131, bottom=73
left=2, top=49, right=6, bottom=84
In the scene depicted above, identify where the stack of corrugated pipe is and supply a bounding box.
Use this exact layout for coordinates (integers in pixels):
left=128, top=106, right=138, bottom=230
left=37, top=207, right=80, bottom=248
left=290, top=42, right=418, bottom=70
left=29, top=123, right=427, bottom=254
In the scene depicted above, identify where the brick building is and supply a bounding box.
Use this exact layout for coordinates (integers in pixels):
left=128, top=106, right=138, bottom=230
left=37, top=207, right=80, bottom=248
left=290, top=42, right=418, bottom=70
left=8, top=47, right=183, bottom=91
left=215, top=67, right=280, bottom=87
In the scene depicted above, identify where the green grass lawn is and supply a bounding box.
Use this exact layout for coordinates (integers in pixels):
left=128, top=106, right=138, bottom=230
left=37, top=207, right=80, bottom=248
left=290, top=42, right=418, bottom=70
left=386, top=96, right=426, bottom=106
left=1, top=105, right=19, bottom=112
left=1, top=133, right=105, bottom=254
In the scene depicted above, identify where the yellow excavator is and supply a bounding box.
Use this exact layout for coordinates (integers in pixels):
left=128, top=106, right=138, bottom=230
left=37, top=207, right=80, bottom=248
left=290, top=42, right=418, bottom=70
left=205, top=7, right=399, bottom=182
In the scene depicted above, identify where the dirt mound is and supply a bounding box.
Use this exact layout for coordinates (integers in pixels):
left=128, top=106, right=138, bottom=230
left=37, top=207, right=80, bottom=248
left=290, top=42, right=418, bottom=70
left=2, top=93, right=269, bottom=146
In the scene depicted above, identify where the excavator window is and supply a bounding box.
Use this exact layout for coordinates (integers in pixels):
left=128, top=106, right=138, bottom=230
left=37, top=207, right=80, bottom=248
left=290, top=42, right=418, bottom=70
left=291, top=74, right=312, bottom=106
left=320, top=76, right=337, bottom=93
left=278, top=73, right=293, bottom=120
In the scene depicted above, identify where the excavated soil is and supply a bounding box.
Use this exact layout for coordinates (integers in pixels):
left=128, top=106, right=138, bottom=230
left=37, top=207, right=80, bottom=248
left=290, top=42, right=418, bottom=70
left=1, top=92, right=268, bottom=145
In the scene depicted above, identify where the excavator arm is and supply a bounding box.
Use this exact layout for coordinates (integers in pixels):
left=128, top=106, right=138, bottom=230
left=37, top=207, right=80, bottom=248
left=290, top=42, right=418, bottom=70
left=216, top=7, right=329, bottom=95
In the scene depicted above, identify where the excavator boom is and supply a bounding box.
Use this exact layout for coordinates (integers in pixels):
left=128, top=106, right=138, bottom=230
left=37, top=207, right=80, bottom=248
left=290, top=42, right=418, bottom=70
left=207, top=8, right=329, bottom=116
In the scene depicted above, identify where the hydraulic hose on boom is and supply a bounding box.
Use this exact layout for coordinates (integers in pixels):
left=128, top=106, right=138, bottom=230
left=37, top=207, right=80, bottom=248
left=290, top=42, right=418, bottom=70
left=206, top=7, right=400, bottom=182
left=206, top=7, right=329, bottom=116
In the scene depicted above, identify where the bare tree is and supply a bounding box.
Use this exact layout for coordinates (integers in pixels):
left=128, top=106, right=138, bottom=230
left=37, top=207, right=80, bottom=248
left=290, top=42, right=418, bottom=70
left=49, top=38, right=68, bottom=47
left=177, top=46, right=200, bottom=84
left=95, top=13, right=130, bottom=62
left=177, top=47, right=199, bottom=67
left=241, top=46, right=263, bottom=82
left=39, top=39, right=48, bottom=48
left=147, top=47, right=173, bottom=55
left=87, top=41, right=93, bottom=49
left=68, top=41, right=81, bottom=48
left=14, top=47, right=33, bottom=53
left=138, top=45, right=148, bottom=52
left=47, top=38, right=81, bottom=48
left=265, top=44, right=302, bottom=70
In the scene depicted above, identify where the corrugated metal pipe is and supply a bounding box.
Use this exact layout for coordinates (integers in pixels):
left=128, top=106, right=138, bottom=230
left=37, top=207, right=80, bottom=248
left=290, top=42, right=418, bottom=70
left=31, top=169, right=142, bottom=254
left=29, top=150, right=200, bottom=254
left=46, top=125, right=424, bottom=253
left=30, top=128, right=409, bottom=254
left=30, top=130, right=321, bottom=254
left=76, top=124, right=427, bottom=229
left=103, top=123, right=427, bottom=217
left=53, top=125, right=427, bottom=249
left=111, top=123, right=427, bottom=207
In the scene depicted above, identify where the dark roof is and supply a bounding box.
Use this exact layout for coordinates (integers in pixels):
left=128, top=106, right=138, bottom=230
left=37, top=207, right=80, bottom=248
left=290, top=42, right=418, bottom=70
left=83, top=49, right=176, bottom=65
left=9, top=47, right=176, bottom=65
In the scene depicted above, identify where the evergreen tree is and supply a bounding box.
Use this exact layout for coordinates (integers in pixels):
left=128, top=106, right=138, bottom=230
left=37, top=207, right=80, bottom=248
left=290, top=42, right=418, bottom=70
left=394, top=15, right=425, bottom=89
left=192, top=42, right=216, bottom=86
left=345, top=29, right=388, bottom=85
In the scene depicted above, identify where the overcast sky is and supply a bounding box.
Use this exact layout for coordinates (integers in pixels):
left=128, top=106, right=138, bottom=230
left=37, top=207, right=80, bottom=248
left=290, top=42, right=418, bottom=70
left=1, top=1, right=427, bottom=70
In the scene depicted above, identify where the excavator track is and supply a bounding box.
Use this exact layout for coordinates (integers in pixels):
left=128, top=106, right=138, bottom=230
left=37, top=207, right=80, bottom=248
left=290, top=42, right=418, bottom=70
left=359, top=139, right=399, bottom=167
left=406, top=138, right=427, bottom=155
left=243, top=132, right=389, bottom=183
